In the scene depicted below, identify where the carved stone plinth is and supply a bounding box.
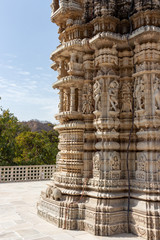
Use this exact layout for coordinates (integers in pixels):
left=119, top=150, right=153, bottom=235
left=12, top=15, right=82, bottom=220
left=38, top=1, right=160, bottom=239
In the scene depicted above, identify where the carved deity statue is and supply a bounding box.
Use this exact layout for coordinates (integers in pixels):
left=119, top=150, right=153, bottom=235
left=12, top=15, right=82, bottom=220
left=63, top=89, right=70, bottom=111
left=109, top=151, right=120, bottom=171
left=82, top=84, right=94, bottom=114
left=134, top=77, right=145, bottom=111
left=109, top=80, right=119, bottom=111
left=136, top=153, right=146, bottom=181
left=93, top=80, right=102, bottom=111
left=93, top=152, right=101, bottom=170
left=121, top=82, right=132, bottom=112
left=153, top=76, right=160, bottom=110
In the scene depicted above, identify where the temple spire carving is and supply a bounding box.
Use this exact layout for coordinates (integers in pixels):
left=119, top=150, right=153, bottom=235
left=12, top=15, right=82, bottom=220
left=38, top=1, right=160, bottom=239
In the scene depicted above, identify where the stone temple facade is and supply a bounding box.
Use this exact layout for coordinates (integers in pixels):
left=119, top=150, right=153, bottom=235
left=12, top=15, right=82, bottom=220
left=37, top=1, right=160, bottom=239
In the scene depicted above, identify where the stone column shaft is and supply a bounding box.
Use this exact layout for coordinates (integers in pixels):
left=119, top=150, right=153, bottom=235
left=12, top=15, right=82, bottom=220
left=78, top=88, right=82, bottom=112
left=70, top=87, right=76, bottom=111
left=59, top=88, right=64, bottom=112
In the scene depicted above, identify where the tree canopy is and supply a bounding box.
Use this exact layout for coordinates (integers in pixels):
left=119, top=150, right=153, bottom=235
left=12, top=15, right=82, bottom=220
left=0, top=106, right=58, bottom=166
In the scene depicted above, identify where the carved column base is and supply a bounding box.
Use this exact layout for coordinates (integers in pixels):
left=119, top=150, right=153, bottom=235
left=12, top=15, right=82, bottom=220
left=37, top=187, right=129, bottom=236
left=37, top=189, right=85, bottom=230
left=130, top=199, right=160, bottom=240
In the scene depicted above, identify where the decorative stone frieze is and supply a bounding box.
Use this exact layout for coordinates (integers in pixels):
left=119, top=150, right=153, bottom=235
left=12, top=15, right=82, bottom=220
left=37, top=1, right=160, bottom=239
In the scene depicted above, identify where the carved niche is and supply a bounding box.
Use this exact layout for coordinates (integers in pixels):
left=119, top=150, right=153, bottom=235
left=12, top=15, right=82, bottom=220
left=134, top=77, right=145, bottom=111
left=63, top=89, right=70, bottom=111
left=136, top=153, right=147, bottom=181
left=108, top=80, right=119, bottom=112
left=82, top=84, right=94, bottom=114
left=93, top=152, right=102, bottom=178
left=153, top=75, right=160, bottom=111
left=121, top=81, right=132, bottom=113
left=93, top=80, right=102, bottom=111
left=109, top=151, right=121, bottom=171
left=109, top=151, right=121, bottom=180
left=68, top=52, right=83, bottom=76
left=157, top=155, right=160, bottom=181
left=57, top=59, right=69, bottom=79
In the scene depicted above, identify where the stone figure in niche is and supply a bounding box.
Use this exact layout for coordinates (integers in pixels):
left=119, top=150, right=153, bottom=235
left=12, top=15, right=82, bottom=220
left=136, top=153, right=146, bottom=181
left=109, top=80, right=119, bottom=111
left=88, top=95, right=94, bottom=113
left=82, top=95, right=88, bottom=113
left=109, top=151, right=120, bottom=171
left=121, top=95, right=132, bottom=112
left=63, top=89, right=70, bottom=111
left=82, top=84, right=94, bottom=114
left=93, top=80, right=102, bottom=111
left=158, top=155, right=160, bottom=171
left=121, top=82, right=132, bottom=112
left=70, top=52, right=77, bottom=63
left=58, top=60, right=68, bottom=78
left=64, top=61, right=69, bottom=71
left=153, top=76, right=160, bottom=110
left=137, top=153, right=146, bottom=172
left=68, top=52, right=77, bottom=73
left=135, top=77, right=145, bottom=110
left=93, top=152, right=101, bottom=170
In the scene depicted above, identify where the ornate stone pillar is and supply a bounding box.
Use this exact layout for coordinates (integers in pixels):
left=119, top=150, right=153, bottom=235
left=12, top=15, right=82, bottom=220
left=92, top=43, right=120, bottom=182
left=82, top=53, right=95, bottom=179
left=83, top=41, right=126, bottom=236
left=131, top=39, right=160, bottom=240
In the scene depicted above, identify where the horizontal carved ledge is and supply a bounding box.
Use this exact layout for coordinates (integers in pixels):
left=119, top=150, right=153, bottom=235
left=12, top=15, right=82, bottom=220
left=55, top=111, right=83, bottom=121
left=52, top=76, right=84, bottom=88
left=54, top=121, right=85, bottom=131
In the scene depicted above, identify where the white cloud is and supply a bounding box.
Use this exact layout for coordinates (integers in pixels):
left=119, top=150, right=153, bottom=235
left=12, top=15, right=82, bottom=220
left=6, top=65, right=14, bottom=69
left=9, top=83, right=17, bottom=87
left=0, top=63, right=15, bottom=70
left=0, top=76, right=6, bottom=83
left=18, top=71, right=30, bottom=75
left=42, top=73, right=52, bottom=78
left=4, top=53, right=17, bottom=58
left=36, top=67, right=43, bottom=70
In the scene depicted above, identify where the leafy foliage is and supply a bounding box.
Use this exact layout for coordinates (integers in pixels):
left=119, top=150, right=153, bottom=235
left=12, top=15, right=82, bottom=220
left=14, top=131, right=58, bottom=165
left=0, top=106, right=58, bottom=166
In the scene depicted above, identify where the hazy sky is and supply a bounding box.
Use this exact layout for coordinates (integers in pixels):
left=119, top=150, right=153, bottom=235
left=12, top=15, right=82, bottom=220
left=0, top=0, right=60, bottom=123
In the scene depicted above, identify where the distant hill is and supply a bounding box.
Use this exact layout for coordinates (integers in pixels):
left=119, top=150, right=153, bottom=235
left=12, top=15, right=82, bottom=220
left=21, top=120, right=55, bottom=132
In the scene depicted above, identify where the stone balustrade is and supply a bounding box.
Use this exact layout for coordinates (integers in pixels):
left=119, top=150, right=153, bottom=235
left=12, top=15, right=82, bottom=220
left=0, top=165, right=55, bottom=183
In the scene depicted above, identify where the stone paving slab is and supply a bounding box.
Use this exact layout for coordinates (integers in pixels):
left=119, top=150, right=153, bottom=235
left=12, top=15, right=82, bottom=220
left=0, top=181, right=143, bottom=240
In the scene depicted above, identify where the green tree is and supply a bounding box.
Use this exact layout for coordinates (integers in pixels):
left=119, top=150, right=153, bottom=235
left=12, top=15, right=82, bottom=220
left=0, top=102, right=58, bottom=166
left=0, top=108, right=29, bottom=166
left=14, top=130, right=58, bottom=165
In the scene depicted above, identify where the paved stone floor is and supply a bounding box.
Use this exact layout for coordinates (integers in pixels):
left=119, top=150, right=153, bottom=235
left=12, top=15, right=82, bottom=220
left=0, top=181, right=143, bottom=240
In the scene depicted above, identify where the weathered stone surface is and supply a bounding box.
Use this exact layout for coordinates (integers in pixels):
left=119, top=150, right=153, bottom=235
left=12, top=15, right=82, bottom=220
left=37, top=1, right=160, bottom=239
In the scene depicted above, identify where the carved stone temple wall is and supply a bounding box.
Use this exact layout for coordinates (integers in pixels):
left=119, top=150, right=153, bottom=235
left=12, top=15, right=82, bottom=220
left=37, top=1, right=160, bottom=239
